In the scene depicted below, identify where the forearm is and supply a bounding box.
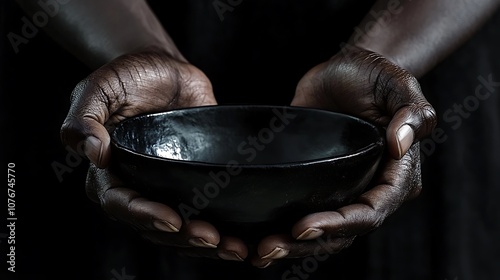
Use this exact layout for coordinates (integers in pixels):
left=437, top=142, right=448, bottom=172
left=349, top=0, right=500, bottom=78
left=16, top=0, right=185, bottom=69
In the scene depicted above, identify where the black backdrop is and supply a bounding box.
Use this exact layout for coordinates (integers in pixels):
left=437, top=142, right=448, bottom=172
left=1, top=1, right=500, bottom=279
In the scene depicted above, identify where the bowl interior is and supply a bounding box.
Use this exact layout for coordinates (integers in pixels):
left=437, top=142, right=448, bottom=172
left=111, top=105, right=382, bottom=165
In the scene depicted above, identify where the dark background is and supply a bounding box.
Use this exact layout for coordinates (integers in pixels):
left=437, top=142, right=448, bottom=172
left=1, top=0, right=500, bottom=279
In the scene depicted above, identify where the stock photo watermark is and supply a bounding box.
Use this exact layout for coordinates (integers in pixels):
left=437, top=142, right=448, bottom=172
left=51, top=140, right=86, bottom=183
left=420, top=73, right=500, bottom=162
left=212, top=0, right=245, bottom=22
left=339, top=0, right=407, bottom=55
left=7, top=0, right=71, bottom=54
left=110, top=267, right=135, bottom=280
left=177, top=107, right=297, bottom=223
left=0, top=162, right=17, bottom=272
left=5, top=163, right=17, bottom=273
left=279, top=235, right=458, bottom=280
left=280, top=234, right=342, bottom=280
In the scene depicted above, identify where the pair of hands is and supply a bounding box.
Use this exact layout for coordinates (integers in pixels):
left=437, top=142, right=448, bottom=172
left=60, top=46, right=436, bottom=268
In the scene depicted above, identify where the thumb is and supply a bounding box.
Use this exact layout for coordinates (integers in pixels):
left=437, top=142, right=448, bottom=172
left=60, top=80, right=112, bottom=168
left=386, top=102, right=437, bottom=159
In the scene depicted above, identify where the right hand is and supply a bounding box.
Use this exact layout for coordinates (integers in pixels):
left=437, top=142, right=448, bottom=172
left=60, top=47, right=248, bottom=262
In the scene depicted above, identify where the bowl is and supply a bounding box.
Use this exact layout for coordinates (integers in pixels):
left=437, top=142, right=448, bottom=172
left=109, top=105, right=385, bottom=242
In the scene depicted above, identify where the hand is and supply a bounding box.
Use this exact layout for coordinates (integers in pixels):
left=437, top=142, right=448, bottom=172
left=60, top=47, right=248, bottom=262
left=251, top=45, right=437, bottom=267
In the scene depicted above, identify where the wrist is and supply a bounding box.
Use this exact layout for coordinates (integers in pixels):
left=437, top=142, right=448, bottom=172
left=350, top=38, right=413, bottom=74
left=343, top=0, right=427, bottom=78
left=128, top=39, right=187, bottom=64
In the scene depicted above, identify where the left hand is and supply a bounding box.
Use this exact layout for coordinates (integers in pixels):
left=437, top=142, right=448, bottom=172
left=251, top=45, right=437, bottom=268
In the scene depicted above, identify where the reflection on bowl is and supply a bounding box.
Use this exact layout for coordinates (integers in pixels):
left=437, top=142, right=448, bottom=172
left=109, top=105, right=385, bottom=242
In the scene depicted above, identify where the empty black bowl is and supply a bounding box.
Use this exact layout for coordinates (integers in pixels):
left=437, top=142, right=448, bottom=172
left=109, top=105, right=385, bottom=242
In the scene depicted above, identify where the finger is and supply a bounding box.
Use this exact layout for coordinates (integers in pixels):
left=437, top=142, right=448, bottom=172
left=251, top=234, right=355, bottom=268
left=60, top=78, right=114, bottom=168
left=292, top=144, right=421, bottom=240
left=85, top=165, right=105, bottom=203
left=216, top=236, right=248, bottom=261
left=175, top=236, right=248, bottom=261
left=63, top=119, right=111, bottom=169
left=100, top=186, right=182, bottom=233
left=252, top=234, right=292, bottom=268
left=386, top=104, right=436, bottom=159
left=383, top=75, right=437, bottom=159
left=140, top=220, right=220, bottom=249
left=183, top=220, right=220, bottom=248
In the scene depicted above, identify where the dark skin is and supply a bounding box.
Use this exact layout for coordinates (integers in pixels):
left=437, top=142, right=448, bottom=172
left=16, top=0, right=500, bottom=267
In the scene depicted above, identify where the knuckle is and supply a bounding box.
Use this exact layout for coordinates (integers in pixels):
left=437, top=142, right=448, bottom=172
left=421, top=104, right=438, bottom=129
left=366, top=214, right=385, bottom=231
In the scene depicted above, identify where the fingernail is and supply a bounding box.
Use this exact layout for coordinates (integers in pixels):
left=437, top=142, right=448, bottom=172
left=84, top=136, right=103, bottom=166
left=396, top=125, right=414, bottom=158
left=153, top=220, right=179, bottom=233
left=218, top=251, right=244, bottom=261
left=297, top=228, right=324, bottom=240
left=188, top=237, right=217, bottom=249
left=262, top=247, right=289, bottom=259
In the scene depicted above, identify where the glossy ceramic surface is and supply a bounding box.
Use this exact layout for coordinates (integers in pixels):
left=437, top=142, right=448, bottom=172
left=109, top=105, right=385, bottom=241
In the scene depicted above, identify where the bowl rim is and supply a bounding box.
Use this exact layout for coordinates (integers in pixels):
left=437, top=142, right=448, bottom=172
left=109, top=104, right=385, bottom=168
